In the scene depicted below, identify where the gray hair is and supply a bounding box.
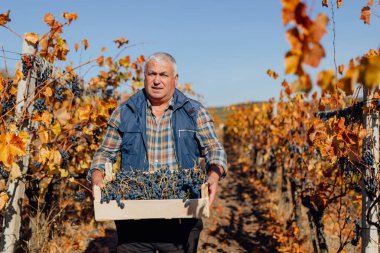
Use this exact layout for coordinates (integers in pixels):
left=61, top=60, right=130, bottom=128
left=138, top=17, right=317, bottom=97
left=144, top=52, right=178, bottom=76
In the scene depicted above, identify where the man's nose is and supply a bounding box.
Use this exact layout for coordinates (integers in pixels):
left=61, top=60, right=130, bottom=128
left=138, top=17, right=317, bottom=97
left=153, top=75, right=161, bottom=84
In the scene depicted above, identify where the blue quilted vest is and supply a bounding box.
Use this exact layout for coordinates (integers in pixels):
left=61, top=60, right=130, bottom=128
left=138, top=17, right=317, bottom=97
left=118, top=88, right=203, bottom=171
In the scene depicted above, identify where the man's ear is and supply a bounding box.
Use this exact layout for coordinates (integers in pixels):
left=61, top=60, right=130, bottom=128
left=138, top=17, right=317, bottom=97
left=175, top=74, right=179, bottom=86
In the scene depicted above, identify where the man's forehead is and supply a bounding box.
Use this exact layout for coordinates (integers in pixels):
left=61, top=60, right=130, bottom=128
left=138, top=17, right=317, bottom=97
left=146, top=60, right=174, bottom=71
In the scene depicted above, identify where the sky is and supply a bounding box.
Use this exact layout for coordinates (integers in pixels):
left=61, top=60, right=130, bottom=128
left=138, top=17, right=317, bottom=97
left=1, top=0, right=379, bottom=107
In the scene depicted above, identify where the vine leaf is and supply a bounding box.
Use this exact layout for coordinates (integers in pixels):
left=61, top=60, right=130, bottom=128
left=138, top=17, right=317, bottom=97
left=0, top=192, right=8, bottom=211
left=25, top=32, right=39, bottom=44
left=360, top=6, right=371, bottom=24
left=0, top=10, right=11, bottom=26
left=10, top=162, right=21, bottom=180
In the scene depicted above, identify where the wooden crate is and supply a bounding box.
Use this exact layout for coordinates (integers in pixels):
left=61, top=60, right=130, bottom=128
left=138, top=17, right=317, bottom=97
left=93, top=183, right=210, bottom=221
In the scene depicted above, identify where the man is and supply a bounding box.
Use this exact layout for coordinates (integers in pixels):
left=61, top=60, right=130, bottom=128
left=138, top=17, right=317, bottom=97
left=88, top=52, right=227, bottom=253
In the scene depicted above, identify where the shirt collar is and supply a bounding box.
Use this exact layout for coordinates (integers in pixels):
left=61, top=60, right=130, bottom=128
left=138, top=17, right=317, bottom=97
left=147, top=97, right=174, bottom=110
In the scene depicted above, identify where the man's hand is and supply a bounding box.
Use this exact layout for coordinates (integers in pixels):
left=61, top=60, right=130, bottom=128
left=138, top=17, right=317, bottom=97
left=207, top=165, right=223, bottom=207
left=91, top=170, right=105, bottom=198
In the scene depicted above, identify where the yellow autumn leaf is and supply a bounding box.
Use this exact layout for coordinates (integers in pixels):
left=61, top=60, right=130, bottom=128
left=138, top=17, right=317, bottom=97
left=44, top=87, right=53, bottom=97
left=0, top=133, right=27, bottom=168
left=119, top=55, right=131, bottom=68
left=25, top=32, right=39, bottom=44
left=10, top=162, right=22, bottom=180
left=51, top=122, right=61, bottom=135
left=59, top=169, right=68, bottom=177
left=78, top=105, right=91, bottom=121
left=44, top=13, right=55, bottom=26
left=55, top=108, right=71, bottom=125
left=41, top=111, right=53, bottom=126
left=317, top=70, right=337, bottom=94
left=53, top=150, right=62, bottom=165
left=38, top=127, right=49, bottom=143
left=39, top=148, right=50, bottom=164
left=0, top=192, right=9, bottom=211
left=83, top=126, right=93, bottom=135
left=39, top=177, right=52, bottom=190
left=8, top=123, right=17, bottom=133
left=359, top=55, right=380, bottom=89
left=13, top=69, right=24, bottom=86
left=285, top=51, right=301, bottom=74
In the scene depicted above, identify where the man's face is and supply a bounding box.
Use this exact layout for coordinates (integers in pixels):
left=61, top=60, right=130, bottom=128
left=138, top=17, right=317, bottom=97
left=144, top=59, right=178, bottom=104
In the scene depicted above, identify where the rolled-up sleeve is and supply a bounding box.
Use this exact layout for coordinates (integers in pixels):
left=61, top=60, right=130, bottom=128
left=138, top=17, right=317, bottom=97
left=86, top=107, right=122, bottom=182
left=196, top=107, right=228, bottom=178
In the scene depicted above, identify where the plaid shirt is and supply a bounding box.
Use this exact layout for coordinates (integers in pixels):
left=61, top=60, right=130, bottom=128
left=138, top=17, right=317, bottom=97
left=87, top=98, right=227, bottom=182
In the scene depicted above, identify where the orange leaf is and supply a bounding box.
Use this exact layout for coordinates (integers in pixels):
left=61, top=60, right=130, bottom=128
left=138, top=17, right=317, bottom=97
left=309, top=14, right=329, bottom=43
left=114, top=37, right=129, bottom=48
left=338, top=64, right=345, bottom=75
left=82, top=39, right=89, bottom=50
left=101, top=47, right=107, bottom=52
left=55, top=108, right=71, bottom=125
left=96, top=55, right=104, bottom=67
left=74, top=43, right=79, bottom=52
left=337, top=0, right=343, bottom=8
left=0, top=133, right=28, bottom=167
left=284, top=51, right=301, bottom=74
left=303, top=42, right=325, bottom=68
left=281, top=0, right=301, bottom=25
left=317, top=70, right=336, bottom=94
left=25, top=32, right=39, bottom=44
left=0, top=10, right=11, bottom=26
left=360, top=6, right=371, bottom=25
left=119, top=55, right=130, bottom=68
left=266, top=69, right=279, bottom=79
left=286, top=27, right=302, bottom=51
left=322, top=0, right=328, bottom=7
left=44, top=13, right=55, bottom=26
left=367, top=0, right=373, bottom=5
left=78, top=105, right=91, bottom=121
left=0, top=192, right=8, bottom=211
left=62, top=12, right=78, bottom=25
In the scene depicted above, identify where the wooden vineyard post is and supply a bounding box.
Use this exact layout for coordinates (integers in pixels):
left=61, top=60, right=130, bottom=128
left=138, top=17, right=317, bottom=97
left=0, top=34, right=37, bottom=252
left=361, top=86, right=379, bottom=253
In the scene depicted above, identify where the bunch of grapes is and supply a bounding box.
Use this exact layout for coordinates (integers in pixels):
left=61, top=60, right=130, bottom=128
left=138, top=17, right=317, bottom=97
left=59, top=149, right=70, bottom=168
left=54, top=85, right=66, bottom=101
left=21, top=55, right=34, bottom=79
left=1, top=96, right=16, bottom=116
left=66, top=77, right=83, bottom=98
left=74, top=190, right=86, bottom=202
left=0, top=166, right=9, bottom=179
left=100, top=167, right=208, bottom=209
left=34, top=98, right=47, bottom=113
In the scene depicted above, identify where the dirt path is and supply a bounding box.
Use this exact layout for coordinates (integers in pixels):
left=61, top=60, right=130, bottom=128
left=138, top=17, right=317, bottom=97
left=82, top=165, right=282, bottom=253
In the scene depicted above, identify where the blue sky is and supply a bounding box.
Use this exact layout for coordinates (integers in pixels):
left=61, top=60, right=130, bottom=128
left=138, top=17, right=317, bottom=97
left=1, top=1, right=379, bottom=106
